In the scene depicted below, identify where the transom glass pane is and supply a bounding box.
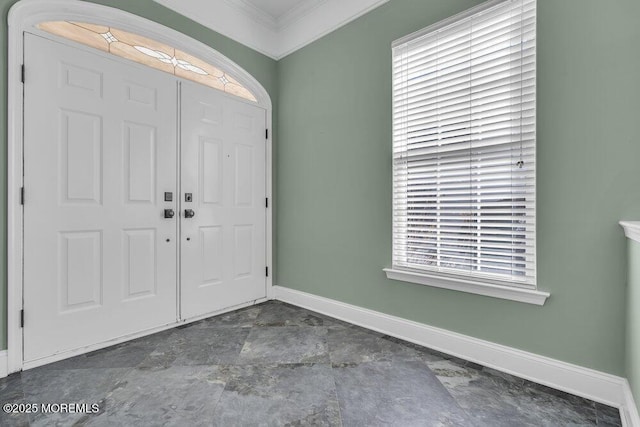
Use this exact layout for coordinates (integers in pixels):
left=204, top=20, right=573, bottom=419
left=37, top=21, right=258, bottom=102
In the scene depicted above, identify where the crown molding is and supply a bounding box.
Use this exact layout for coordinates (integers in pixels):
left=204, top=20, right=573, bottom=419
left=224, top=0, right=279, bottom=30
left=153, top=0, right=389, bottom=60
left=276, top=0, right=388, bottom=59
left=278, top=0, right=327, bottom=29
left=224, top=0, right=328, bottom=30
left=153, top=0, right=277, bottom=58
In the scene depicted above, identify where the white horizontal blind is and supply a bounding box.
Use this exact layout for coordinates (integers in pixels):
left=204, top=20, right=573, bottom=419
left=392, top=0, right=536, bottom=286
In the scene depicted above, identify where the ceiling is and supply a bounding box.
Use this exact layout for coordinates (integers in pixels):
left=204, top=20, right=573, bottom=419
left=153, top=0, right=389, bottom=59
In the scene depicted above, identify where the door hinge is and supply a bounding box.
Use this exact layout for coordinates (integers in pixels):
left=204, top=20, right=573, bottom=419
left=20, top=187, right=24, bottom=205
left=265, top=197, right=269, bottom=208
left=265, top=266, right=269, bottom=277
left=20, top=309, right=24, bottom=328
left=21, top=64, right=25, bottom=84
left=265, top=129, right=269, bottom=140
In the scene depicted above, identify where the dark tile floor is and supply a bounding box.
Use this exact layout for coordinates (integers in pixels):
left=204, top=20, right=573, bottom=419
left=0, top=301, right=623, bottom=426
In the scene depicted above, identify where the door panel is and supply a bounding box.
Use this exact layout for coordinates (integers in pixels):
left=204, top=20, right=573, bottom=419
left=59, top=231, right=102, bottom=312
left=180, top=81, right=266, bottom=319
left=23, top=34, right=178, bottom=362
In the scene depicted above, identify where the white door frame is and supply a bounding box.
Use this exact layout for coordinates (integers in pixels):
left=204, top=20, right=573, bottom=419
left=7, top=0, right=274, bottom=374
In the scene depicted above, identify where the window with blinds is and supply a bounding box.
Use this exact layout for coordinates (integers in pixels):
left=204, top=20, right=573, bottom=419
left=391, top=0, right=536, bottom=287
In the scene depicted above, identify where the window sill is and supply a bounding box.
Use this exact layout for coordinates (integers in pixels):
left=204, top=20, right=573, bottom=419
left=383, top=268, right=550, bottom=306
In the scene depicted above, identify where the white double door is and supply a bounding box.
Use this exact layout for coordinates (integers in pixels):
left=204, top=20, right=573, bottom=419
left=23, top=33, right=266, bottom=363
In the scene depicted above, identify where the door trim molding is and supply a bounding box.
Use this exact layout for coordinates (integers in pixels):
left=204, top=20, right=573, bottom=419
left=7, top=0, right=274, bottom=374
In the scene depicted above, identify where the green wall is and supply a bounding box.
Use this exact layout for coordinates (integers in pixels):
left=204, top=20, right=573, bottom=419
left=627, top=240, right=640, bottom=407
left=0, top=0, right=278, bottom=349
left=2, top=0, right=639, bottom=378
left=277, top=0, right=640, bottom=375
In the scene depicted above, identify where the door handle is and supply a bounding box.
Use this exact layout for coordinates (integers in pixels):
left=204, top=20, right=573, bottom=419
left=184, top=209, right=195, bottom=219
left=164, top=209, right=175, bottom=219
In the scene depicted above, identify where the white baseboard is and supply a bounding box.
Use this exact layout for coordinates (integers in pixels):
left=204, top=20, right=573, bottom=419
left=622, top=380, right=640, bottom=427
left=0, top=350, right=7, bottom=378
left=273, top=285, right=633, bottom=422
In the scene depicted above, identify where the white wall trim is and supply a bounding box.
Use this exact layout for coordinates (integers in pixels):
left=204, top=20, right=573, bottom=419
left=153, top=0, right=277, bottom=58
left=278, top=0, right=328, bottom=30
left=384, top=268, right=550, bottom=306
left=224, top=0, right=279, bottom=30
left=153, top=0, right=388, bottom=59
left=621, top=221, right=640, bottom=244
left=620, top=220, right=640, bottom=427
left=275, top=0, right=389, bottom=59
left=622, top=380, right=640, bottom=427
left=273, top=286, right=630, bottom=415
left=223, top=0, right=330, bottom=31
left=0, top=351, right=8, bottom=378
left=7, top=0, right=274, bottom=374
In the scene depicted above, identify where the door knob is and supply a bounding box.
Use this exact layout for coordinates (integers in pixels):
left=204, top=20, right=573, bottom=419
left=184, top=209, right=195, bottom=219
left=164, top=209, right=175, bottom=219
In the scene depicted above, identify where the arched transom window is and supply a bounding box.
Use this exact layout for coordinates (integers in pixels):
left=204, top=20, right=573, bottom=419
left=38, top=21, right=257, bottom=102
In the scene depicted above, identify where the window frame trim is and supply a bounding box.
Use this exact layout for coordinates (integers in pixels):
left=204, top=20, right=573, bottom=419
left=384, top=268, right=549, bottom=305
left=388, top=0, right=544, bottom=302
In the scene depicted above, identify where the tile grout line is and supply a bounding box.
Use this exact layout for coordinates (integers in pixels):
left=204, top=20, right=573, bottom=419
left=207, top=304, right=266, bottom=419
left=208, top=363, right=233, bottom=422
left=324, top=323, right=345, bottom=427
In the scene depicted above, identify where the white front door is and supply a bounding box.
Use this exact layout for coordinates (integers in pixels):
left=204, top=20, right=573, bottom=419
left=23, top=34, right=178, bottom=362
left=180, top=81, right=267, bottom=319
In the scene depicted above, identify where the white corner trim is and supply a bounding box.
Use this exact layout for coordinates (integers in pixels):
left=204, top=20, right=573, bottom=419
left=153, top=0, right=388, bottom=59
left=622, top=380, right=640, bottom=427
left=273, top=285, right=628, bottom=413
left=275, top=0, right=389, bottom=59
left=224, top=0, right=279, bottom=30
left=278, top=0, right=329, bottom=29
left=0, top=351, right=7, bottom=378
left=223, top=0, right=328, bottom=31
left=154, top=0, right=278, bottom=59
left=384, top=268, right=550, bottom=306
left=620, top=221, right=640, bottom=244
